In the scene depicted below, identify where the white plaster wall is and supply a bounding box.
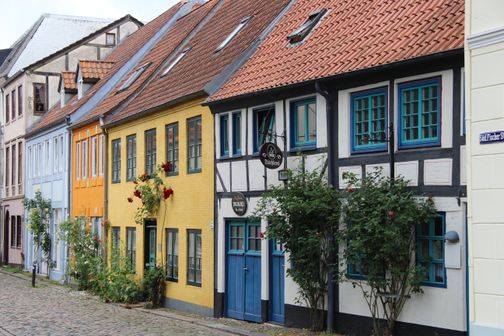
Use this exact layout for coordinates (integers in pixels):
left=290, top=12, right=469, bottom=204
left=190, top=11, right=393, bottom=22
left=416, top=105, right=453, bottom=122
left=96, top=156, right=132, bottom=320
left=216, top=162, right=229, bottom=192
left=424, top=159, right=453, bottom=186
left=339, top=197, right=466, bottom=331
left=395, top=161, right=419, bottom=186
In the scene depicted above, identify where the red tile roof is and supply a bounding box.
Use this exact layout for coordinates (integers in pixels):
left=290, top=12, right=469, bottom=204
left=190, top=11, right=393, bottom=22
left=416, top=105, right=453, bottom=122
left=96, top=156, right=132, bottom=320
left=209, top=0, right=464, bottom=102
left=105, top=0, right=291, bottom=125
left=78, top=60, right=115, bottom=82
left=27, top=2, right=184, bottom=136
left=60, top=71, right=77, bottom=92
left=78, top=0, right=219, bottom=126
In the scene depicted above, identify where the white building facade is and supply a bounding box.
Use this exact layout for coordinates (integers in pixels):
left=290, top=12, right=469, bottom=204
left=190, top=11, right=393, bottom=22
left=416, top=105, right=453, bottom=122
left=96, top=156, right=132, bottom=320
left=466, top=1, right=504, bottom=335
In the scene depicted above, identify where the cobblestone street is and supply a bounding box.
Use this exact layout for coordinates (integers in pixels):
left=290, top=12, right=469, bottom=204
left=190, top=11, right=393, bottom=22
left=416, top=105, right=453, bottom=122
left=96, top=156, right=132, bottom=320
left=0, top=272, right=244, bottom=336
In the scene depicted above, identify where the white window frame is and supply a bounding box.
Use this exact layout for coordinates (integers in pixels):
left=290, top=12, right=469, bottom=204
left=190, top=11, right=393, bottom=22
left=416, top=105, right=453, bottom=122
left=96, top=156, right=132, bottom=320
left=59, top=135, right=64, bottom=172
left=45, top=140, right=50, bottom=174
left=82, top=140, right=88, bottom=179
left=27, top=147, right=32, bottom=179
left=76, top=142, right=81, bottom=180
left=99, top=134, right=104, bottom=176
left=54, top=137, right=59, bottom=173
left=91, top=136, right=97, bottom=177
left=53, top=209, right=62, bottom=270
left=215, top=17, right=251, bottom=53
left=161, top=49, right=189, bottom=77
left=37, top=143, right=42, bottom=177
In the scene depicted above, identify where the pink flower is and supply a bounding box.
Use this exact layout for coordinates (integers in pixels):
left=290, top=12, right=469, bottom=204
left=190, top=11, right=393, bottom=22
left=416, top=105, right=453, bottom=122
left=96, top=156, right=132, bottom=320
left=259, top=232, right=265, bottom=239
left=346, top=187, right=355, bottom=193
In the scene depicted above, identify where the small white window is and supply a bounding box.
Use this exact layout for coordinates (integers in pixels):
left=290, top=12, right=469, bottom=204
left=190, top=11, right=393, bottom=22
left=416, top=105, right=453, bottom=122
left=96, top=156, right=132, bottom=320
left=99, top=134, right=104, bottom=176
left=27, top=147, right=32, bottom=179
left=45, top=140, right=50, bottom=175
left=215, top=17, right=251, bottom=53
left=91, top=136, right=97, bottom=177
left=82, top=140, right=88, bottom=179
left=161, top=48, right=190, bottom=77
left=54, top=137, right=59, bottom=173
left=37, top=144, right=42, bottom=177
left=118, top=63, right=150, bottom=92
left=59, top=135, right=64, bottom=172
left=76, top=142, right=81, bottom=180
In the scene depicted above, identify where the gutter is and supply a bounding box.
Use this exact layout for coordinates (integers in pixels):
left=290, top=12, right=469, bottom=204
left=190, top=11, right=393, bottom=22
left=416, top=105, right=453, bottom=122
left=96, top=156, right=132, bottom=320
left=101, top=116, right=109, bottom=263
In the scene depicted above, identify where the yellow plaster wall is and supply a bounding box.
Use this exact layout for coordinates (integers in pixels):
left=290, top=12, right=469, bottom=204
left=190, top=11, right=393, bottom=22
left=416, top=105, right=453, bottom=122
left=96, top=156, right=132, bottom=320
left=106, top=98, right=214, bottom=310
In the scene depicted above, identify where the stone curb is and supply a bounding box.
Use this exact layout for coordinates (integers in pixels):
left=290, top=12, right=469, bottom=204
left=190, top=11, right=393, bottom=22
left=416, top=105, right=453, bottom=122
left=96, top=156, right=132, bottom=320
left=135, top=308, right=267, bottom=336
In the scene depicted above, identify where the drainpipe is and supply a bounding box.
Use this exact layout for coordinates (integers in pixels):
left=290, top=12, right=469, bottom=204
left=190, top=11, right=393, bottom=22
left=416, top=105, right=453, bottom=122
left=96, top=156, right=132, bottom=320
left=315, top=81, right=337, bottom=333
left=65, top=116, right=72, bottom=284
left=100, top=116, right=109, bottom=263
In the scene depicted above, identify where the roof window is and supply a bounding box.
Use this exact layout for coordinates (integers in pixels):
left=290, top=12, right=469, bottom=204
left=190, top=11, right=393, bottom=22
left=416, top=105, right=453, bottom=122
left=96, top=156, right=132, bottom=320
left=118, top=62, right=150, bottom=92
left=161, top=48, right=190, bottom=77
left=215, top=16, right=252, bottom=53
left=287, top=9, right=327, bottom=44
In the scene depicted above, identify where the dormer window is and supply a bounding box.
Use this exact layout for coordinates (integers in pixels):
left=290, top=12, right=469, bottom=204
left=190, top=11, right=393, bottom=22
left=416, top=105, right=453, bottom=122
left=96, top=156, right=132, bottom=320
left=161, top=48, right=190, bottom=77
left=215, top=16, right=251, bottom=53
left=106, top=32, right=116, bottom=46
left=287, top=9, right=327, bottom=44
left=118, top=62, right=150, bottom=92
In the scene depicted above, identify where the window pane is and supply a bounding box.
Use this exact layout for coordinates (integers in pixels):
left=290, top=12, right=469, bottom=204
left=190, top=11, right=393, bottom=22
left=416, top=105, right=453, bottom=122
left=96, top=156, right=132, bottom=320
left=296, top=106, right=305, bottom=143
left=308, top=103, right=317, bottom=141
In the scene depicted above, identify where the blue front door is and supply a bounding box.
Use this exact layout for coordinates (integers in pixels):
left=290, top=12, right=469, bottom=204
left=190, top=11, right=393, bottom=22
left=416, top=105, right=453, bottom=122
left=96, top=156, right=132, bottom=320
left=226, top=221, right=262, bottom=322
left=270, top=239, right=285, bottom=324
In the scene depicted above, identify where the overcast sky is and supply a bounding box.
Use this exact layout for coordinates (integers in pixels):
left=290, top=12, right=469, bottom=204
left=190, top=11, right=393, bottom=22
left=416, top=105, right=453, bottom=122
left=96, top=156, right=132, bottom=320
left=0, top=0, right=180, bottom=49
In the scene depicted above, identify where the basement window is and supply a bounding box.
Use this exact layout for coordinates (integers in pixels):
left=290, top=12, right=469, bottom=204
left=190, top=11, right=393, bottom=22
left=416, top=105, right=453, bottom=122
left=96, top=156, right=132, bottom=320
left=287, top=9, right=327, bottom=44
left=118, top=62, right=151, bottom=92
left=215, top=16, right=251, bottom=53
left=161, top=48, right=190, bottom=77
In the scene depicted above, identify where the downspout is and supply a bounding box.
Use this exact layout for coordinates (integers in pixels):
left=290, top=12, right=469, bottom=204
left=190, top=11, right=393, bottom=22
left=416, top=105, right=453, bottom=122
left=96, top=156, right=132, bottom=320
left=315, top=81, right=338, bottom=333
left=65, top=116, right=72, bottom=284
left=100, top=116, right=109, bottom=264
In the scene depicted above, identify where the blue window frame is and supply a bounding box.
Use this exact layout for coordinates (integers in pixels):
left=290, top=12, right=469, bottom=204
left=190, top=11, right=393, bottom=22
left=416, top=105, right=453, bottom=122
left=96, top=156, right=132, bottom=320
left=291, top=97, right=316, bottom=149
left=227, top=221, right=261, bottom=254
left=220, top=114, right=229, bottom=157
left=232, top=112, right=241, bottom=156
left=417, top=213, right=446, bottom=287
left=351, top=87, right=388, bottom=153
left=399, top=77, right=441, bottom=148
left=347, top=262, right=366, bottom=280
left=253, top=105, right=275, bottom=153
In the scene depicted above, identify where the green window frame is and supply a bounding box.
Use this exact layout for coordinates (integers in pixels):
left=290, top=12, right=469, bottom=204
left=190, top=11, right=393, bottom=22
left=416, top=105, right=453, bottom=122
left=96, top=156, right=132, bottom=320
left=187, top=116, right=202, bottom=173
left=126, top=227, right=136, bottom=272
left=232, top=112, right=242, bottom=156
left=220, top=114, right=229, bottom=157
left=417, top=213, right=446, bottom=287
left=111, top=139, right=121, bottom=183
left=126, top=135, right=136, bottom=181
left=165, top=123, right=179, bottom=175
left=145, top=129, right=156, bottom=176
left=111, top=227, right=120, bottom=268
left=166, top=229, right=179, bottom=281
left=399, top=77, right=441, bottom=148
left=351, top=87, right=388, bottom=153
left=253, top=105, right=275, bottom=153
left=187, top=229, right=202, bottom=286
left=291, top=97, right=317, bottom=149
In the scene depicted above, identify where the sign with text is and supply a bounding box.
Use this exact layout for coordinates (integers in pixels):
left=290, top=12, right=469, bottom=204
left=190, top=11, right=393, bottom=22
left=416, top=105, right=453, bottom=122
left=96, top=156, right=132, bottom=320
left=231, top=193, right=248, bottom=216
left=480, top=131, right=504, bottom=144
left=259, top=142, right=283, bottom=169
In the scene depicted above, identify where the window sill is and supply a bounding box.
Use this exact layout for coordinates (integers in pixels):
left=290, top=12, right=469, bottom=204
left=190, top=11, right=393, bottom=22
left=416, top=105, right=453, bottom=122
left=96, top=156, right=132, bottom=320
left=351, top=147, right=388, bottom=155
left=398, top=141, right=441, bottom=150
left=166, top=172, right=179, bottom=177
left=111, top=180, right=121, bottom=184
left=420, top=282, right=447, bottom=289
left=188, top=169, right=202, bottom=175
left=166, top=278, right=178, bottom=283
left=187, top=282, right=202, bottom=287
left=290, top=145, right=316, bottom=153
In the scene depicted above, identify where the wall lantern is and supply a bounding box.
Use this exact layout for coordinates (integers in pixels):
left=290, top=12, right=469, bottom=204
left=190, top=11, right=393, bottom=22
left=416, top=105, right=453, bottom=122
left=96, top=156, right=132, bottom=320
left=444, top=231, right=459, bottom=243
left=278, top=169, right=289, bottom=182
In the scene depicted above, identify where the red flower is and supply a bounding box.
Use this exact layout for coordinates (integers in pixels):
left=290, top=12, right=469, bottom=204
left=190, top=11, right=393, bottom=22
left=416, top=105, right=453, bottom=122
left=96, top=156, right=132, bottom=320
left=127, top=197, right=133, bottom=203
left=92, top=235, right=99, bottom=241
left=161, top=161, right=172, bottom=173
left=139, top=173, right=149, bottom=182
left=346, top=187, right=355, bottom=193
left=163, top=187, right=174, bottom=200
left=259, top=232, right=265, bottom=239
left=133, top=190, right=142, bottom=198
left=133, top=181, right=138, bottom=185
left=387, top=210, right=395, bottom=219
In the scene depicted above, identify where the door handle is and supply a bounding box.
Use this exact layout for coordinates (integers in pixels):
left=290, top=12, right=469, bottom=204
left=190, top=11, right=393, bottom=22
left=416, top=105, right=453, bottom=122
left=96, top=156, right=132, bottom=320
left=244, top=267, right=248, bottom=271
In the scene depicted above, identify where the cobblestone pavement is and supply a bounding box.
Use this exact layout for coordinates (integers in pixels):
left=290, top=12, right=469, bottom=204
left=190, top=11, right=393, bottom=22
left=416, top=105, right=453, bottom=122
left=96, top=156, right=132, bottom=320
left=0, top=272, right=237, bottom=336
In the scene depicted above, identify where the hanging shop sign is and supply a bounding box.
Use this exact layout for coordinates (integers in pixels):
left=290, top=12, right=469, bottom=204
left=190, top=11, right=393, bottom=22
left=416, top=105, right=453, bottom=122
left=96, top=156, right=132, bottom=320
left=231, top=192, right=248, bottom=216
left=259, top=142, right=283, bottom=169
left=480, top=131, right=504, bottom=144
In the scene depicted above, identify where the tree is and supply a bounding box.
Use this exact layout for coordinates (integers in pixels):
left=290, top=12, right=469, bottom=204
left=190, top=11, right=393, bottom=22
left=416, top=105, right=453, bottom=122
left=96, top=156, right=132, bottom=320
left=24, top=191, right=53, bottom=268
left=254, top=160, right=340, bottom=331
left=339, top=170, right=436, bottom=336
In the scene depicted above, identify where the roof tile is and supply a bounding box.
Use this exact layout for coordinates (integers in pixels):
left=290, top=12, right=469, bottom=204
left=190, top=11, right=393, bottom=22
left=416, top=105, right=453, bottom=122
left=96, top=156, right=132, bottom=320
left=79, top=60, right=115, bottom=82
left=210, top=0, right=464, bottom=102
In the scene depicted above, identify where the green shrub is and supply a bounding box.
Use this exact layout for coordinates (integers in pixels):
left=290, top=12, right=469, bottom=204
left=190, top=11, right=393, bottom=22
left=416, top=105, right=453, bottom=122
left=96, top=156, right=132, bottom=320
left=141, top=266, right=166, bottom=307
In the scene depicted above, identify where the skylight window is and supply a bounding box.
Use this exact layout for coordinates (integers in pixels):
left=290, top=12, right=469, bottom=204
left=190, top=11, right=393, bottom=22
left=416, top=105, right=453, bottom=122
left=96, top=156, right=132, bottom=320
left=215, top=16, right=251, bottom=53
left=118, top=62, right=150, bottom=92
left=161, top=48, right=190, bottom=77
left=287, top=9, right=327, bottom=44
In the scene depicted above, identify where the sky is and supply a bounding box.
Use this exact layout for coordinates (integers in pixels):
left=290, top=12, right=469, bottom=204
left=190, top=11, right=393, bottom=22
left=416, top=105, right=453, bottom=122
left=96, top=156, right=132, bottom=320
left=0, top=0, right=181, bottom=49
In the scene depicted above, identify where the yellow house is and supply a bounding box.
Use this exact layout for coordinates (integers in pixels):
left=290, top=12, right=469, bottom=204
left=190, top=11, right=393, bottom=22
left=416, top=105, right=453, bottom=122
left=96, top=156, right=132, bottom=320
left=106, top=98, right=214, bottom=313
left=101, top=0, right=290, bottom=315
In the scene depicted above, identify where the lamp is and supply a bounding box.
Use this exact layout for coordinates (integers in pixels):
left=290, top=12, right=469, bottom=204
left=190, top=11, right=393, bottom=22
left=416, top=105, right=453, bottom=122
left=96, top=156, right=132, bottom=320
left=444, top=231, right=459, bottom=243
left=278, top=169, right=289, bottom=182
